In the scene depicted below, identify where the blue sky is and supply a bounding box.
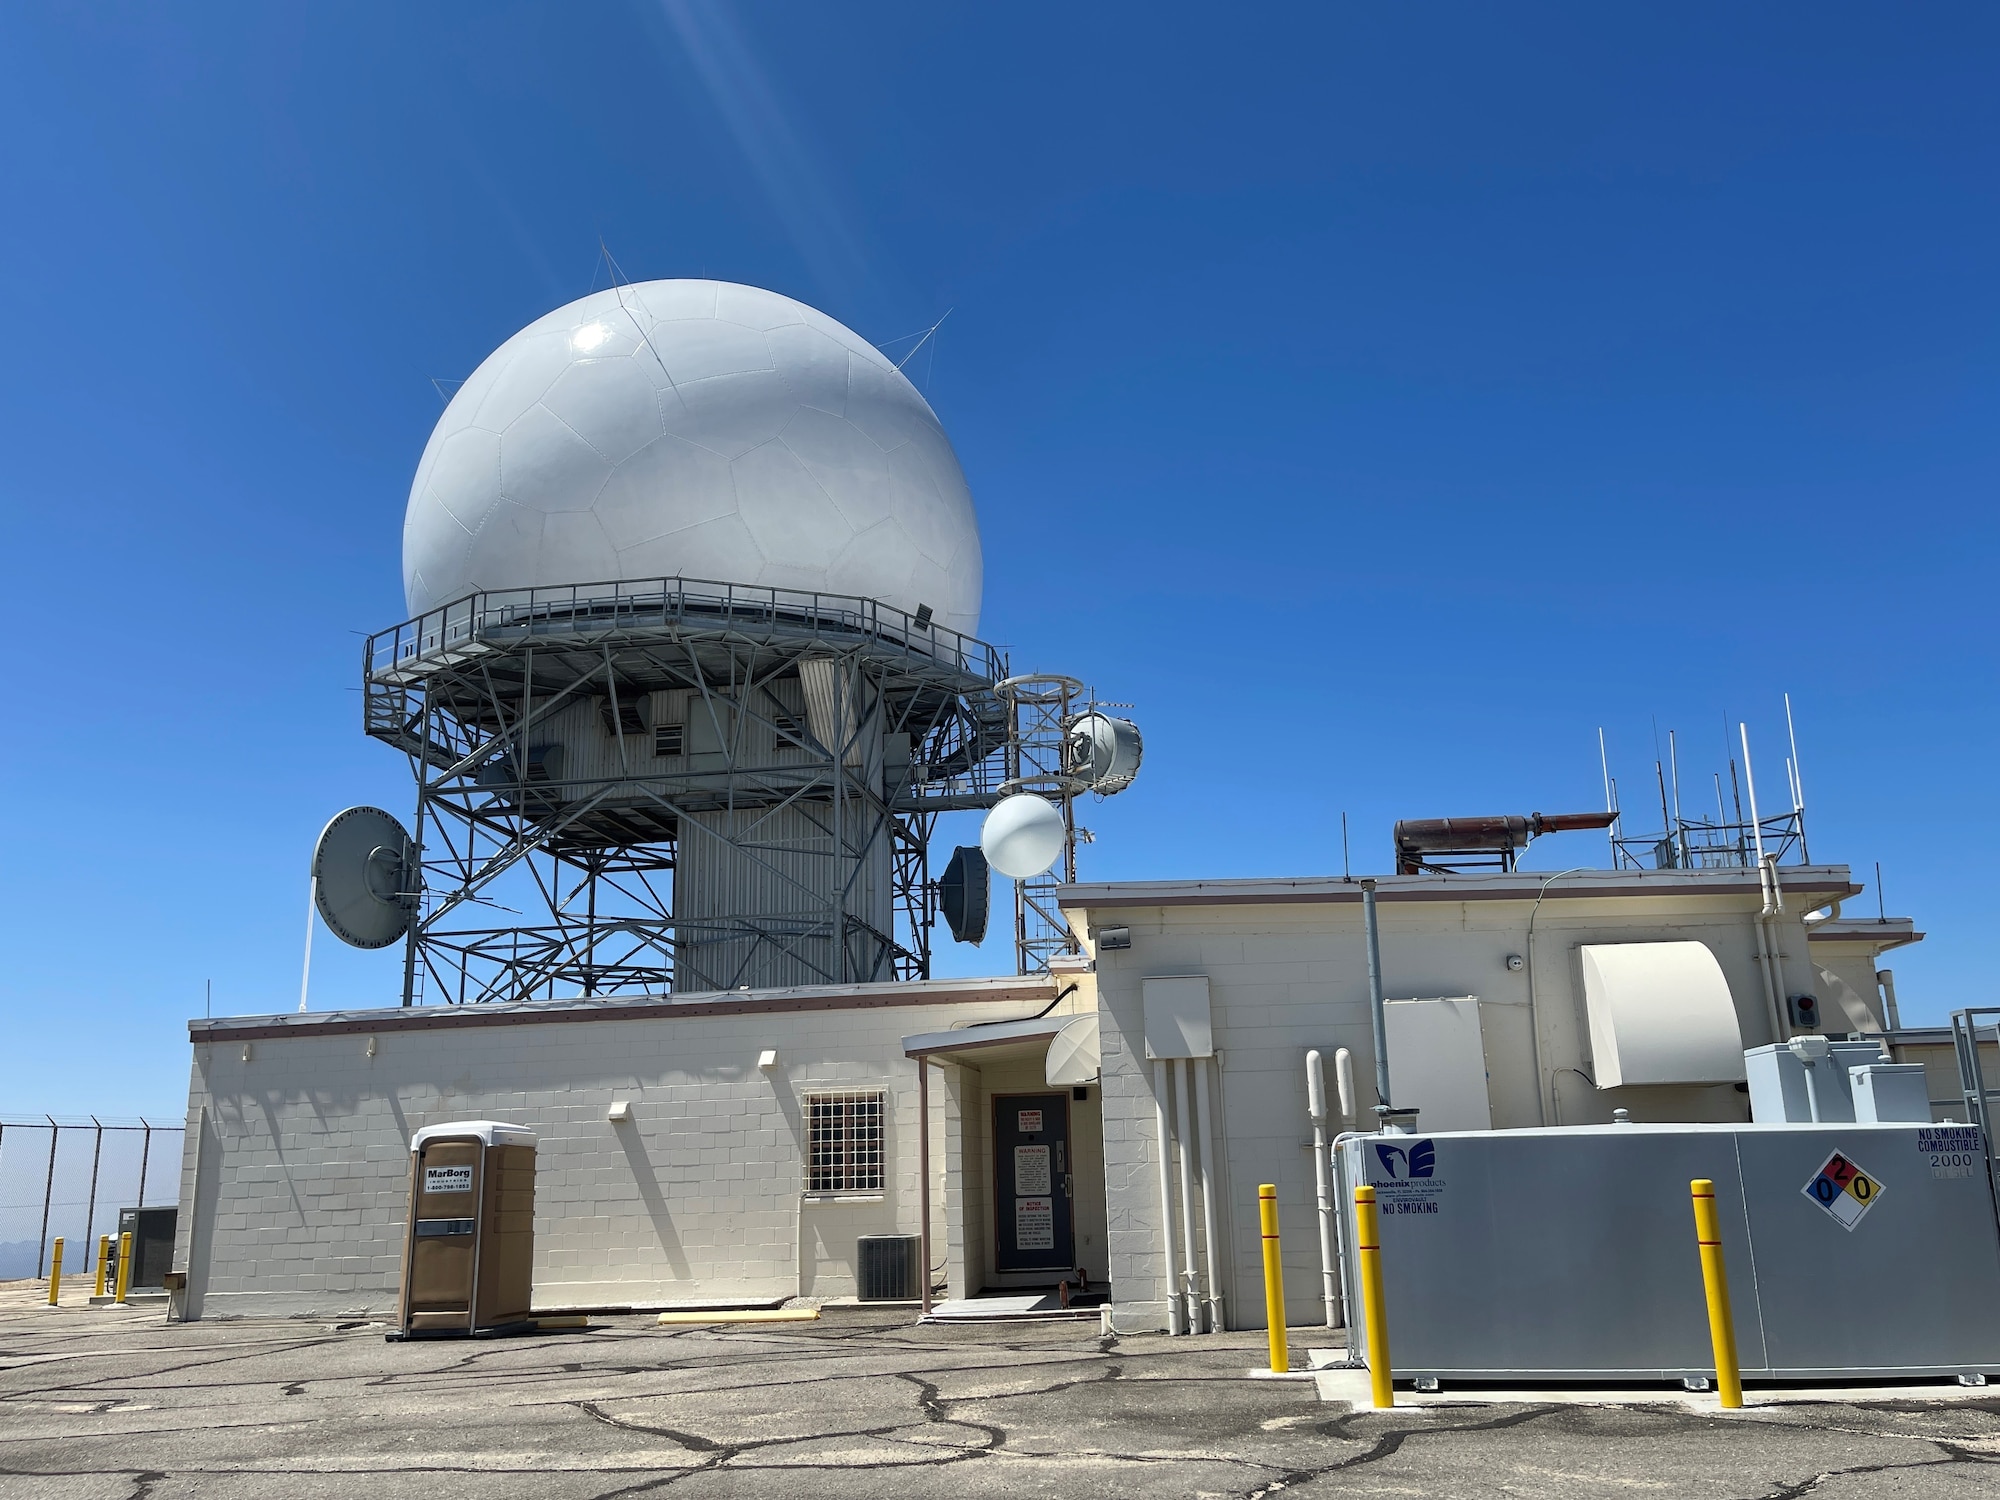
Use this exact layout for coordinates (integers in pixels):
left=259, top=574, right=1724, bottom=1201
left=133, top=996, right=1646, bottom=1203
left=1, top=5, right=1994, bottom=1116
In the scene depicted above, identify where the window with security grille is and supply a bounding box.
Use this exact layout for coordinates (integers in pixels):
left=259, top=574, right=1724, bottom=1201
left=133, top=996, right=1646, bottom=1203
left=806, top=1091, right=885, bottom=1192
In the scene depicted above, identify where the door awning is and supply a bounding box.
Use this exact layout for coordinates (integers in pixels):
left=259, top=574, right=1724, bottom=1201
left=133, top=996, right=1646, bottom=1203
left=902, top=1014, right=1072, bottom=1059
left=902, top=1010, right=1101, bottom=1086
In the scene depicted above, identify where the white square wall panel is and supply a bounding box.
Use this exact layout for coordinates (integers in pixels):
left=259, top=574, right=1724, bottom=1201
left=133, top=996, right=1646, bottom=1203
left=1141, top=976, right=1213, bottom=1059
left=1385, top=998, right=1492, bottom=1133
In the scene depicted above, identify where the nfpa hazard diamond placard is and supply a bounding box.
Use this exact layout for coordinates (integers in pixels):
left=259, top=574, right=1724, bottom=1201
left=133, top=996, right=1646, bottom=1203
left=1802, top=1150, right=1884, bottom=1231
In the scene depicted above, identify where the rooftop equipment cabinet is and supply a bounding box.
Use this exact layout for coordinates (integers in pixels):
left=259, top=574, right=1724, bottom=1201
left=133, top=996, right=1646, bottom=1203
left=114, top=1207, right=178, bottom=1290
left=394, top=1121, right=537, bottom=1339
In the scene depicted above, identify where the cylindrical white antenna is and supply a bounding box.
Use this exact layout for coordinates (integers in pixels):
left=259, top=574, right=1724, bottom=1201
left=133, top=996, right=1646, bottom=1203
left=1598, top=728, right=1616, bottom=860
left=1739, top=723, right=1766, bottom=866
left=1669, top=730, right=1686, bottom=865
left=1785, top=692, right=1805, bottom=813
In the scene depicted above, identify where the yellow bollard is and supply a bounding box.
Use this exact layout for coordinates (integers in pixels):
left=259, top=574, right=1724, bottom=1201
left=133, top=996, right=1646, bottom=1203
left=1355, top=1186, right=1394, bottom=1408
left=1690, top=1179, right=1743, bottom=1409
left=114, top=1231, right=134, bottom=1306
left=47, top=1239, right=64, bottom=1307
left=1258, top=1184, right=1289, bottom=1373
left=95, top=1235, right=111, bottom=1298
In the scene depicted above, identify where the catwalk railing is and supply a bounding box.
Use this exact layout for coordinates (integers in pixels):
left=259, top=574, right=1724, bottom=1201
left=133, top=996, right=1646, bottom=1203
left=367, top=577, right=1005, bottom=686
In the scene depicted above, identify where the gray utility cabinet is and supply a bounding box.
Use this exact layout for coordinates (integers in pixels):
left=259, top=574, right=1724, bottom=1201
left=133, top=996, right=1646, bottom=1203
left=1336, top=1122, right=2000, bottom=1382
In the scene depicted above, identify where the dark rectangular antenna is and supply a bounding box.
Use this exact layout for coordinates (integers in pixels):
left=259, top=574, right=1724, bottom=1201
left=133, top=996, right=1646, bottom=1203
left=1877, top=860, right=1886, bottom=922
left=1342, top=811, right=1351, bottom=880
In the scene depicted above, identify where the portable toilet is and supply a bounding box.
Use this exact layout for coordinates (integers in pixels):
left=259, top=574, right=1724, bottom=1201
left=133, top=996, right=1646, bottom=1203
left=395, top=1121, right=537, bottom=1338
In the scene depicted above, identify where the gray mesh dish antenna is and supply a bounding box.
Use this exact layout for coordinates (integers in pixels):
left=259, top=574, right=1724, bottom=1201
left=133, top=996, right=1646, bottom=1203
left=312, top=806, right=418, bottom=950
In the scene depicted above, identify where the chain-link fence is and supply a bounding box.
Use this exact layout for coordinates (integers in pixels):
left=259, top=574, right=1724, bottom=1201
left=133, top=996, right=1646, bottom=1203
left=0, top=1117, right=183, bottom=1280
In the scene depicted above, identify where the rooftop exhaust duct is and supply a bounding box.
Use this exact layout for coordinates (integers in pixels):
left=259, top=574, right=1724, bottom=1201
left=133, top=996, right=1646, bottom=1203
left=1393, top=811, right=1618, bottom=875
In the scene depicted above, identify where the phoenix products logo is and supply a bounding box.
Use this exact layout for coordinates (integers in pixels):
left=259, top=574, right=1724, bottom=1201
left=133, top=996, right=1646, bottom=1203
left=1373, top=1139, right=1436, bottom=1179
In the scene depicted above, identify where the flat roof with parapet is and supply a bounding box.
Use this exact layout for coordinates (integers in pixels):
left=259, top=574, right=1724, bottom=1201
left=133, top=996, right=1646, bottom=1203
left=1056, top=863, right=1861, bottom=910
left=188, top=973, right=1056, bottom=1044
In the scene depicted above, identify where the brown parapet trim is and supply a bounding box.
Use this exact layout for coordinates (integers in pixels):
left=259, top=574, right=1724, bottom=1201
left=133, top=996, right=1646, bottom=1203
left=1058, top=877, right=1860, bottom=911
left=190, top=979, right=1056, bottom=1044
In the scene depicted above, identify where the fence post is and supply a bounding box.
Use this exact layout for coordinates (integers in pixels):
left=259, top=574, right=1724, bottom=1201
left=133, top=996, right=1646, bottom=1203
left=138, top=1122, right=152, bottom=1209
left=37, top=1119, right=58, bottom=1280
left=83, top=1119, right=103, bottom=1274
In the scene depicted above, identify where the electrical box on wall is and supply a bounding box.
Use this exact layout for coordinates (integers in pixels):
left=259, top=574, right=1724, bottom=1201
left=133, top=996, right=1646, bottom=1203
left=1141, top=976, right=1212, bottom=1059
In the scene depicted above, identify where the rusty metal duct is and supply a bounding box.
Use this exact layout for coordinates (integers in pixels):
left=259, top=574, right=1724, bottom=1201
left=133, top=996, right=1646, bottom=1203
left=1393, top=811, right=1618, bottom=875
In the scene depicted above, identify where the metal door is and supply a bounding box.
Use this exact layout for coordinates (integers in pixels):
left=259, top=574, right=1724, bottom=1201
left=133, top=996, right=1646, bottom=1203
left=993, top=1093, right=1073, bottom=1272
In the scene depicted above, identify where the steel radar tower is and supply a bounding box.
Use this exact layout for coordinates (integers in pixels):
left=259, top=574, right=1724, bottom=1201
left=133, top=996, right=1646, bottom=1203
left=314, top=279, right=1141, bottom=1004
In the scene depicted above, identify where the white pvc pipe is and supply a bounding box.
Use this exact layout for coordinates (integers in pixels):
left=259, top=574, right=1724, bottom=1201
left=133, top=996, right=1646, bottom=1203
left=1194, top=1056, right=1223, bottom=1334
left=1306, top=1051, right=1336, bottom=1329
left=1879, top=969, right=1902, bottom=1030
left=1173, top=1059, right=1202, bottom=1333
left=1152, top=1059, right=1182, bottom=1335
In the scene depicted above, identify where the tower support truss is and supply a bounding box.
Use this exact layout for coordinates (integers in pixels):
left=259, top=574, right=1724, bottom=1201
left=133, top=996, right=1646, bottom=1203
left=363, top=578, right=1007, bottom=1005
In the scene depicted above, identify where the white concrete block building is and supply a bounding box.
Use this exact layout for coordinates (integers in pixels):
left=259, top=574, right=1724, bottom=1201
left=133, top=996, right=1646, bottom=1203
left=172, top=862, right=1925, bottom=1330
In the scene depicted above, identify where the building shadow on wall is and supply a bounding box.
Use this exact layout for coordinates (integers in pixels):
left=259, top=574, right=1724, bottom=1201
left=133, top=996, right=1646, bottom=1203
left=614, top=1122, right=693, bottom=1281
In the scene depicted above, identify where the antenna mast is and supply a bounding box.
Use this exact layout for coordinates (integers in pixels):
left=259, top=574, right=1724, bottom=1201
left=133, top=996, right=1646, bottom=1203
left=1598, top=728, right=1617, bottom=861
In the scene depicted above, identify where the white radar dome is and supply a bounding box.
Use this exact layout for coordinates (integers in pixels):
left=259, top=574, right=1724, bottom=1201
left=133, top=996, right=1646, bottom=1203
left=403, top=280, right=983, bottom=635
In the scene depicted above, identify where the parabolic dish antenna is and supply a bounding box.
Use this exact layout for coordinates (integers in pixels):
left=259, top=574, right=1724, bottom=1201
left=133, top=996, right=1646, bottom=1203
left=980, top=794, right=1066, bottom=880
left=312, top=806, right=418, bottom=950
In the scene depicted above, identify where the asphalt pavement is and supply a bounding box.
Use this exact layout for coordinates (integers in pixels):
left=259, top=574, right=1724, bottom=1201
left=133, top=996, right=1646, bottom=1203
left=2, top=1283, right=1998, bottom=1497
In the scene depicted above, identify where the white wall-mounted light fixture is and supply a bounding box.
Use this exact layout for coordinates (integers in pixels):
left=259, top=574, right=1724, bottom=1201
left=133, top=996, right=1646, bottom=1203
left=757, top=1049, right=778, bottom=1070
left=366, top=1036, right=378, bottom=1058
left=607, top=1100, right=632, bottom=1122
left=240, top=1043, right=252, bottom=1063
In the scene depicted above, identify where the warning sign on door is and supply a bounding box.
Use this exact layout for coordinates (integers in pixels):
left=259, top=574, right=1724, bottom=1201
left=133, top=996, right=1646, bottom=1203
left=1016, top=1195, right=1054, bottom=1250
left=1802, top=1150, right=1884, bottom=1231
left=1017, top=1109, right=1043, bottom=1133
left=1014, top=1144, right=1052, bottom=1196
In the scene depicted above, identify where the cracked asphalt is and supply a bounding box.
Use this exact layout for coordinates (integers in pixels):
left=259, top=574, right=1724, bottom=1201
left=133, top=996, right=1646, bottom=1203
left=4, top=1290, right=2000, bottom=1497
